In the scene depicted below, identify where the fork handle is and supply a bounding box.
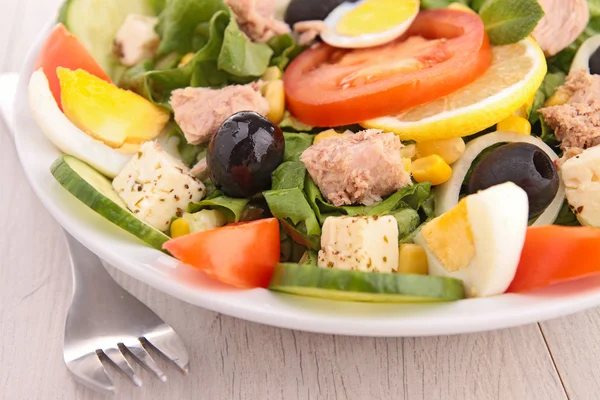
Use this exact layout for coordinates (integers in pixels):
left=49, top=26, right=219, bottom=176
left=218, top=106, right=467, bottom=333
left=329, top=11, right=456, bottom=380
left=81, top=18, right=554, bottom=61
left=63, top=230, right=118, bottom=295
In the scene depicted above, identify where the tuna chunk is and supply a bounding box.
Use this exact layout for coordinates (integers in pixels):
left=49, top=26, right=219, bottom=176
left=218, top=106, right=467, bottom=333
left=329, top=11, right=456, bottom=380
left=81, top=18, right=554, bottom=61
left=301, top=130, right=412, bottom=206
left=540, top=70, right=600, bottom=153
left=226, top=0, right=291, bottom=43
left=541, top=101, right=600, bottom=150
left=532, top=0, right=589, bottom=56
left=553, top=69, right=600, bottom=104
left=113, top=14, right=160, bottom=67
left=171, top=83, right=269, bottom=145
left=294, top=20, right=328, bottom=46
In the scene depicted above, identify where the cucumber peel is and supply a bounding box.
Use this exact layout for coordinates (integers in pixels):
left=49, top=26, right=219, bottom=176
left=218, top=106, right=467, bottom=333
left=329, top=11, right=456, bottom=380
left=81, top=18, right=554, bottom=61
left=51, top=155, right=170, bottom=250
left=270, top=263, right=465, bottom=303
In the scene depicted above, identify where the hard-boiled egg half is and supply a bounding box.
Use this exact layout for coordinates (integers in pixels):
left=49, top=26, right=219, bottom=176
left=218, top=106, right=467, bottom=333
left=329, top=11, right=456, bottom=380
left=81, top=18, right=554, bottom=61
left=414, top=182, right=529, bottom=298
left=321, top=0, right=420, bottom=49
left=28, top=69, right=133, bottom=178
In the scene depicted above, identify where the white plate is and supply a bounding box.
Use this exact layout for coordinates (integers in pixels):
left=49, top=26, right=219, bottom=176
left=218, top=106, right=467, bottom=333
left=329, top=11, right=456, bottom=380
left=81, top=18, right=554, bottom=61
left=13, top=23, right=600, bottom=338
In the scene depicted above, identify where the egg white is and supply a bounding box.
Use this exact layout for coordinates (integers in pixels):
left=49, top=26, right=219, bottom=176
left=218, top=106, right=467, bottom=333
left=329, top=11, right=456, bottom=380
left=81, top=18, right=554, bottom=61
left=321, top=0, right=419, bottom=49
left=415, top=182, right=529, bottom=298
left=571, top=34, right=600, bottom=73
left=28, top=69, right=134, bottom=178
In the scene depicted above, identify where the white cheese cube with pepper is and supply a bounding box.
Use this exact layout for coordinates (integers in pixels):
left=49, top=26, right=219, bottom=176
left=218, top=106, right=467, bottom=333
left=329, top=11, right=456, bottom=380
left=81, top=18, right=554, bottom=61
left=112, top=141, right=206, bottom=231
left=113, top=14, right=160, bottom=67
left=318, top=216, right=399, bottom=273
left=561, top=146, right=600, bottom=227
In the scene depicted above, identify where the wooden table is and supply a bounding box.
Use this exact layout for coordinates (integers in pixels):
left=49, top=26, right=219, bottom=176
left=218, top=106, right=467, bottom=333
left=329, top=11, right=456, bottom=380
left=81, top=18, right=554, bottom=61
left=1, top=1, right=599, bottom=399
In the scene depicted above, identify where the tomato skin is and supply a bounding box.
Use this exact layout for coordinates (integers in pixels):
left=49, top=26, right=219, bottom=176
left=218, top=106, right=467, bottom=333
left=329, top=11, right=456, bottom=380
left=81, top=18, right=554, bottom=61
left=34, top=24, right=111, bottom=110
left=284, top=9, right=493, bottom=127
left=163, top=218, right=281, bottom=289
left=507, top=226, right=600, bottom=293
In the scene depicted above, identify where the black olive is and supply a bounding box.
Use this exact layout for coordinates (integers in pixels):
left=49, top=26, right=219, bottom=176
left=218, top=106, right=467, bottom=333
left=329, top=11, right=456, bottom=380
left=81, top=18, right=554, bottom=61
left=239, top=198, right=273, bottom=222
left=208, top=111, right=284, bottom=198
left=467, top=143, right=559, bottom=219
left=284, top=0, right=360, bottom=27
left=589, top=46, right=600, bottom=75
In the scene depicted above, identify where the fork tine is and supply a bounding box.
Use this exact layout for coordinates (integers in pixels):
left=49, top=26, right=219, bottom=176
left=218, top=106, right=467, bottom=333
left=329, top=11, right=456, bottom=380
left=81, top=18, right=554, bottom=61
left=65, top=353, right=115, bottom=395
left=123, top=342, right=167, bottom=382
left=102, top=347, right=142, bottom=387
left=142, top=328, right=190, bottom=374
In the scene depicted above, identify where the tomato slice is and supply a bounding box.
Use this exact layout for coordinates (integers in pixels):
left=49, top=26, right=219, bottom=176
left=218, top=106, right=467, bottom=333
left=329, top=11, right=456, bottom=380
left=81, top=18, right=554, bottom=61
left=34, top=24, right=111, bottom=110
left=284, top=9, right=492, bottom=127
left=163, top=218, right=281, bottom=289
left=507, top=226, right=600, bottom=293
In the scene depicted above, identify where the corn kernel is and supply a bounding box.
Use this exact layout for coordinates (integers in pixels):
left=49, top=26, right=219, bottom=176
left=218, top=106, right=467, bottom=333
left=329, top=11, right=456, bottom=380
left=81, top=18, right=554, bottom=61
left=514, top=93, right=536, bottom=118
left=178, top=53, right=195, bottom=67
left=313, top=129, right=339, bottom=144
left=412, top=155, right=452, bottom=186
left=397, top=244, right=428, bottom=275
left=400, top=143, right=417, bottom=159
left=497, top=115, right=532, bottom=135
left=416, top=137, right=465, bottom=165
left=171, top=218, right=191, bottom=238
left=402, top=158, right=412, bottom=174
left=261, top=66, right=283, bottom=81
left=447, top=3, right=476, bottom=13
left=263, top=80, right=285, bottom=125
left=544, top=90, right=571, bottom=107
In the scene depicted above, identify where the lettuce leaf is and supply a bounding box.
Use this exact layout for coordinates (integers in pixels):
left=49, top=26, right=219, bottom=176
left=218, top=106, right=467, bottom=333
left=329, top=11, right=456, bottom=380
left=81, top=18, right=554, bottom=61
left=120, top=0, right=299, bottom=108
left=156, top=0, right=230, bottom=56
left=305, top=179, right=434, bottom=242
left=263, top=188, right=321, bottom=250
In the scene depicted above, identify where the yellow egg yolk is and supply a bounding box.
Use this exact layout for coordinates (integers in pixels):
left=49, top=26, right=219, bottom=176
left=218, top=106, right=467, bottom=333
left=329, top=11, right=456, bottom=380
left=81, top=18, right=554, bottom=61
left=420, top=198, right=475, bottom=273
left=336, top=0, right=419, bottom=36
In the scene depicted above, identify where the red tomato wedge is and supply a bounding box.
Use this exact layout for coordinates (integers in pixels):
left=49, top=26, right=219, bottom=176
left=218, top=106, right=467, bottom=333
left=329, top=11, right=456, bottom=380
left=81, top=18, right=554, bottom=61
left=284, top=9, right=492, bottom=127
left=163, top=218, right=280, bottom=289
left=507, top=226, right=600, bottom=293
left=34, top=24, right=111, bottom=110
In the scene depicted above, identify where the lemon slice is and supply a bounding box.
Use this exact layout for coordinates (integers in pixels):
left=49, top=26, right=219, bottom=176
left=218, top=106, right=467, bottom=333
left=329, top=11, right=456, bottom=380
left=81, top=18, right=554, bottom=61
left=361, top=37, right=547, bottom=142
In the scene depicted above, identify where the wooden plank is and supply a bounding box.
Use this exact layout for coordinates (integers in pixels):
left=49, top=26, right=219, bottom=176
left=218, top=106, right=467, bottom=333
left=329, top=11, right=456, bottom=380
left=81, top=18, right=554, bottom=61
left=540, top=311, right=600, bottom=399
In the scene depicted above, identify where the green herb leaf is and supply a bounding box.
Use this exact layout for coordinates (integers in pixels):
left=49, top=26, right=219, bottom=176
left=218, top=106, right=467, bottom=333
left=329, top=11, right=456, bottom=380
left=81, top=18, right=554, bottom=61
left=188, top=193, right=250, bottom=222
left=272, top=161, right=307, bottom=191
left=283, top=132, right=314, bottom=162
left=479, top=0, right=544, bottom=45
left=166, top=122, right=208, bottom=166
left=393, top=208, right=421, bottom=240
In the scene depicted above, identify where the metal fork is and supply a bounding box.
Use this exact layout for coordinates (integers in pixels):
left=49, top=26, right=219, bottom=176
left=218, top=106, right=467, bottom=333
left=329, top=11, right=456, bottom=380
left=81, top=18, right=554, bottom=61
left=63, top=231, right=189, bottom=394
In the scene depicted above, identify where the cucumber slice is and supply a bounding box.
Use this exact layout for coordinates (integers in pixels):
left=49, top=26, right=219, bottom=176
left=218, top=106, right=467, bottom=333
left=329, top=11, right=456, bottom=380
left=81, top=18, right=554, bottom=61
left=270, top=264, right=465, bottom=303
left=51, top=155, right=170, bottom=250
left=59, top=0, right=155, bottom=80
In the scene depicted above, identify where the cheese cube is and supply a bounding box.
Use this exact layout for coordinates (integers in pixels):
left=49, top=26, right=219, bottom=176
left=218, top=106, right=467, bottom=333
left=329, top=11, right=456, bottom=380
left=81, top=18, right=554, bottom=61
left=112, top=141, right=206, bottom=231
left=318, top=216, right=399, bottom=273
left=114, top=14, right=160, bottom=67
left=561, top=146, right=600, bottom=227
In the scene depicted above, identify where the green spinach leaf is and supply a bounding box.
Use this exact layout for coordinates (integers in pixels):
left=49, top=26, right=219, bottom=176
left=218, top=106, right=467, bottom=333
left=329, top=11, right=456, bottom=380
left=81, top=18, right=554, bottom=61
left=188, top=192, right=250, bottom=222
left=283, top=132, right=314, bottom=162
left=272, top=162, right=307, bottom=191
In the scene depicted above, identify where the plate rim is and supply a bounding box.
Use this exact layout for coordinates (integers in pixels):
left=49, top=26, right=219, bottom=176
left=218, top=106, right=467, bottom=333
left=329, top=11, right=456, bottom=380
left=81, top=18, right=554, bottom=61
left=13, top=18, right=600, bottom=338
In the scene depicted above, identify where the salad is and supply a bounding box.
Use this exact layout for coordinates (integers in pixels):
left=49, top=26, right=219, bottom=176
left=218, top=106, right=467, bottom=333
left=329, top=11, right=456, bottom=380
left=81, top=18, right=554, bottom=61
left=29, top=0, right=600, bottom=302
